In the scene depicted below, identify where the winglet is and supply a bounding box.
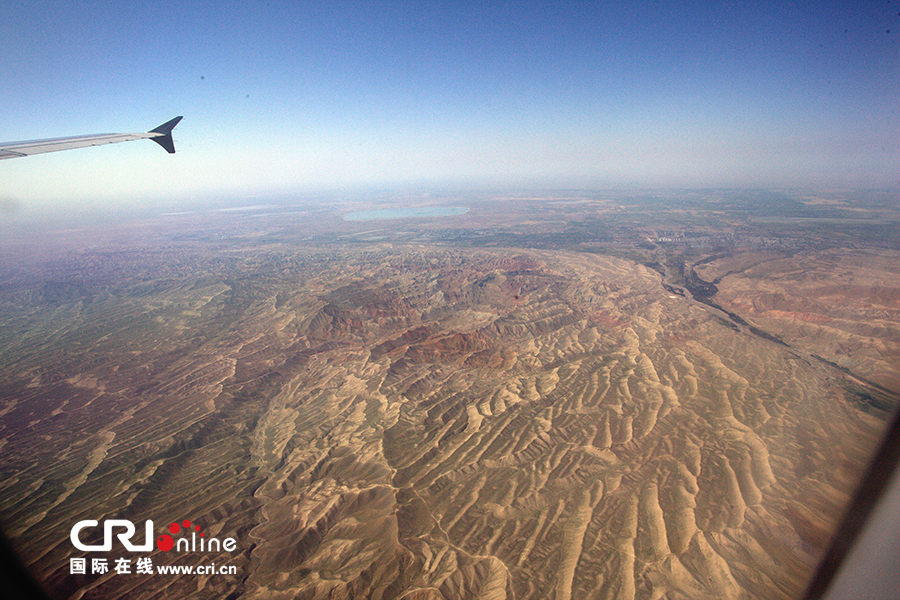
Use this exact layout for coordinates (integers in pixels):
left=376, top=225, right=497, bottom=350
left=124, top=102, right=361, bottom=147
left=148, top=116, right=183, bottom=154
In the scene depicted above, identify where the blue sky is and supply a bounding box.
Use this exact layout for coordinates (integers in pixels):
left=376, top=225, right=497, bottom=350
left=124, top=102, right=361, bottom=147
left=1, top=0, right=897, bottom=210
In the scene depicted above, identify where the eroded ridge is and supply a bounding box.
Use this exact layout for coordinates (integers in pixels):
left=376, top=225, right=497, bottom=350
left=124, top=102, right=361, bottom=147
left=0, top=247, right=888, bottom=600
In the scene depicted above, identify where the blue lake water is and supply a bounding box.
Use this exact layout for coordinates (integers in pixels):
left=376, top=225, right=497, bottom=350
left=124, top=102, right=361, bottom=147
left=343, top=206, right=469, bottom=221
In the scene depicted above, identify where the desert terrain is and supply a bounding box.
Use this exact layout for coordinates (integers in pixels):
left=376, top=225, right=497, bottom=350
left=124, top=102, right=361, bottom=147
left=694, top=249, right=900, bottom=393
left=0, top=189, right=897, bottom=599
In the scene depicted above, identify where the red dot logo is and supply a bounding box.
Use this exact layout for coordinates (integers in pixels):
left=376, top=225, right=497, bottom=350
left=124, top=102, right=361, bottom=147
left=159, top=518, right=203, bottom=550
left=157, top=535, right=174, bottom=551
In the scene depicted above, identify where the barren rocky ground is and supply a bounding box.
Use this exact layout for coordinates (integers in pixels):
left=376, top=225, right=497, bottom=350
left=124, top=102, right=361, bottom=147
left=695, top=249, right=900, bottom=394
left=0, top=235, right=892, bottom=599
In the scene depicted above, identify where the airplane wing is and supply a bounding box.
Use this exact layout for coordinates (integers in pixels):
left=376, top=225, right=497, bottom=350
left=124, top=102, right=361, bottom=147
left=0, top=116, right=183, bottom=159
